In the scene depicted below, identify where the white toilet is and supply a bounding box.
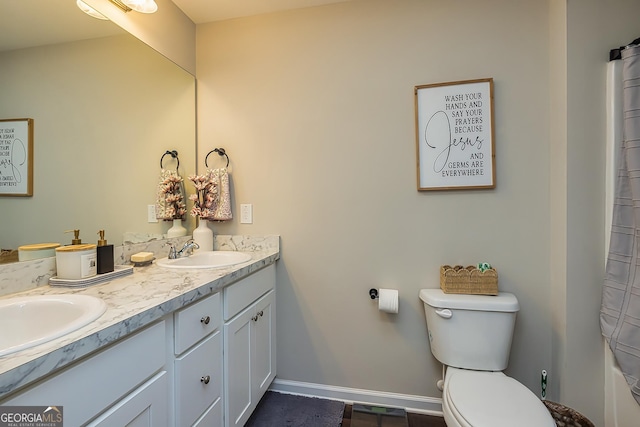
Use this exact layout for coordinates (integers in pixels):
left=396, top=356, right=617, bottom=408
left=419, top=289, right=555, bottom=427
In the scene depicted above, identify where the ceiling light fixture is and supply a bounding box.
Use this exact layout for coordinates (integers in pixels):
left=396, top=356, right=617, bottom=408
left=121, top=0, right=158, bottom=14
left=76, top=0, right=109, bottom=20
left=77, top=0, right=158, bottom=19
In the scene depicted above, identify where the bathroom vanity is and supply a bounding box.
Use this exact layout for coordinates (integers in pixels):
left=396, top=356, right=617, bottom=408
left=0, top=236, right=279, bottom=427
left=224, top=265, right=276, bottom=427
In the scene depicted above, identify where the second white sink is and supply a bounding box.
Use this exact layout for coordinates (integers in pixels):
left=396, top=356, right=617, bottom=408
left=156, top=251, right=252, bottom=269
left=0, top=294, right=107, bottom=357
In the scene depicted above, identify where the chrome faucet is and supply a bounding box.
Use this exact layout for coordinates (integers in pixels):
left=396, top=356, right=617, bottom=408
left=168, top=240, right=200, bottom=259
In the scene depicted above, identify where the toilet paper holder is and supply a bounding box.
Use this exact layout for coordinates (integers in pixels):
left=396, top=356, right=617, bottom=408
left=369, top=288, right=399, bottom=314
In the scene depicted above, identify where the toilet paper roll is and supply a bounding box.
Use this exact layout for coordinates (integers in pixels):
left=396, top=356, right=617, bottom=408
left=378, top=288, right=399, bottom=314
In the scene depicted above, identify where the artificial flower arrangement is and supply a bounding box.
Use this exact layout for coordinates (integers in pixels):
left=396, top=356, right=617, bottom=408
left=188, top=173, right=218, bottom=219
left=158, top=173, right=186, bottom=220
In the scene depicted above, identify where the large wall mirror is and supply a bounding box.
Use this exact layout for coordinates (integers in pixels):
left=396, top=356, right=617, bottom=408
left=0, top=0, right=196, bottom=263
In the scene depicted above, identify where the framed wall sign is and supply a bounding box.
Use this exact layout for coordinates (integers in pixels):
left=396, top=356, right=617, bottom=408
left=0, top=118, right=34, bottom=197
left=415, top=78, right=495, bottom=191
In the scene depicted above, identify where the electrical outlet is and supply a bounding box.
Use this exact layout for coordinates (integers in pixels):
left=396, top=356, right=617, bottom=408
left=147, top=204, right=158, bottom=223
left=240, top=204, right=253, bottom=224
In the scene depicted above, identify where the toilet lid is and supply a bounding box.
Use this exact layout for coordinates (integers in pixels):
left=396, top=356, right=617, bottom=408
left=446, top=369, right=555, bottom=427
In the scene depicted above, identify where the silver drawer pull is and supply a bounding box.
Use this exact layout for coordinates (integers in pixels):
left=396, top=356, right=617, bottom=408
left=201, top=316, right=211, bottom=325
left=201, top=375, right=210, bottom=384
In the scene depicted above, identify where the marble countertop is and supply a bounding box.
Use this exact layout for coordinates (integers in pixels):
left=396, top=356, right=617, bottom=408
left=0, top=240, right=279, bottom=399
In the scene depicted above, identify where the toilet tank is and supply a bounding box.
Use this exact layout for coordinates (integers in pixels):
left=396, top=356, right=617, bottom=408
left=419, top=289, right=520, bottom=371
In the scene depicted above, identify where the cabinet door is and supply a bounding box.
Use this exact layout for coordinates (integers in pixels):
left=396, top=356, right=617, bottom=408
left=252, top=290, right=276, bottom=400
left=87, top=371, right=168, bottom=427
left=224, top=306, right=254, bottom=427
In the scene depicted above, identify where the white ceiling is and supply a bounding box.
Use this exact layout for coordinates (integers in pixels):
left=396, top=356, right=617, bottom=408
left=2, top=0, right=351, bottom=52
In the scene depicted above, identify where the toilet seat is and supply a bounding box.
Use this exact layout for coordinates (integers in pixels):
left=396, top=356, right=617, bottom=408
left=443, top=367, right=555, bottom=427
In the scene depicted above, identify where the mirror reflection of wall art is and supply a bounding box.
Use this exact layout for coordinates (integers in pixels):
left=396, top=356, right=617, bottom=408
left=415, top=79, right=495, bottom=191
left=0, top=118, right=34, bottom=197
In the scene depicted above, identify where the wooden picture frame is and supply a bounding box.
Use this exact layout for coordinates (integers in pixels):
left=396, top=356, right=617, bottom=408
left=0, top=118, right=34, bottom=197
left=415, top=79, right=495, bottom=191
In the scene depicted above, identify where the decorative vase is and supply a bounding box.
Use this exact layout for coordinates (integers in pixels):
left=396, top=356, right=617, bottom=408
left=166, top=218, right=187, bottom=238
left=192, top=219, right=213, bottom=251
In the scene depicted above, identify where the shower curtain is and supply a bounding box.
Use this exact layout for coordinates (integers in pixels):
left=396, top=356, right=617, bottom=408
left=601, top=44, right=640, bottom=405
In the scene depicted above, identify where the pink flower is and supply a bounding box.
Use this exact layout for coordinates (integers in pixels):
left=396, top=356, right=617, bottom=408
left=160, top=174, right=185, bottom=220
left=188, top=173, right=219, bottom=219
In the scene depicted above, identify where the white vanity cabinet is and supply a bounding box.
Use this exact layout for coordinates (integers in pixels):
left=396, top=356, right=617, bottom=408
left=173, top=292, right=223, bottom=427
left=4, top=321, right=168, bottom=427
left=223, top=264, right=276, bottom=427
left=0, top=259, right=278, bottom=427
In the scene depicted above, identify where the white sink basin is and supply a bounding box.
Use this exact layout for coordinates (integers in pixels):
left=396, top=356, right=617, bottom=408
left=0, top=294, right=107, bottom=356
left=156, top=251, right=252, bottom=269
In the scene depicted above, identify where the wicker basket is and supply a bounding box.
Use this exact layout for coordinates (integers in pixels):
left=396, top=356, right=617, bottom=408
left=543, top=400, right=595, bottom=427
left=440, top=265, right=498, bottom=295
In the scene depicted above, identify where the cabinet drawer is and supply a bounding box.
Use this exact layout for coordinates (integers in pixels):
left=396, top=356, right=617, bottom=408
left=4, top=321, right=166, bottom=427
left=224, top=264, right=275, bottom=321
left=175, top=292, right=221, bottom=354
left=175, top=330, right=222, bottom=427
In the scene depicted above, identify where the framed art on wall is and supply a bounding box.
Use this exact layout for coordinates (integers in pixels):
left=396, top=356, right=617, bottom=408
left=415, top=78, right=495, bottom=191
left=0, top=118, right=34, bottom=197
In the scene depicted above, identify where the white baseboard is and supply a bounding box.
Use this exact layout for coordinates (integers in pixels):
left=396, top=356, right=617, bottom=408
left=269, top=378, right=444, bottom=417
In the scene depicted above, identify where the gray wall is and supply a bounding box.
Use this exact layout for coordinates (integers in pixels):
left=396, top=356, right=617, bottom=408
left=195, top=0, right=640, bottom=424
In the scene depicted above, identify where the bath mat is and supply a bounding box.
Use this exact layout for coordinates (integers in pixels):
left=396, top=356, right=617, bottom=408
left=245, top=391, right=345, bottom=427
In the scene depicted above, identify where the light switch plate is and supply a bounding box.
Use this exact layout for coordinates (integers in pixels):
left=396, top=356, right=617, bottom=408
left=240, top=204, right=253, bottom=224
left=147, top=204, right=158, bottom=223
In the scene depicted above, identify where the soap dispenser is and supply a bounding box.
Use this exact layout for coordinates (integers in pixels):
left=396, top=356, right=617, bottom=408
left=96, top=230, right=114, bottom=274
left=65, top=229, right=82, bottom=245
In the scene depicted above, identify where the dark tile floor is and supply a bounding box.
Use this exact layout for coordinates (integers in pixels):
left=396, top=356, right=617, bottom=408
left=342, top=405, right=447, bottom=427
